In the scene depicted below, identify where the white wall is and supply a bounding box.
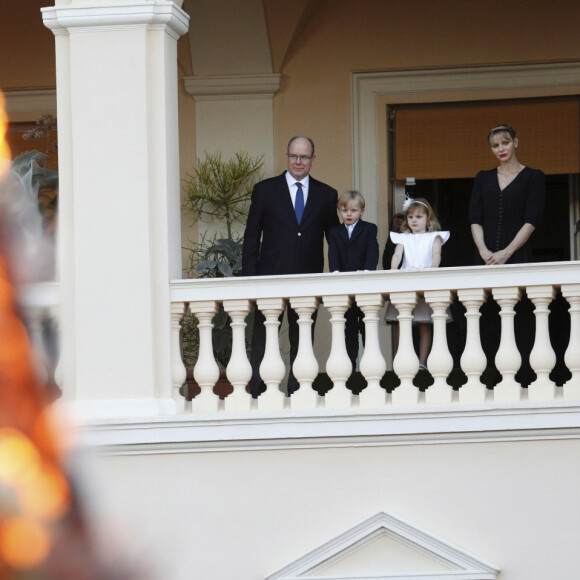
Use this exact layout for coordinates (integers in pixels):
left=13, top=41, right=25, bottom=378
left=81, top=437, right=580, bottom=579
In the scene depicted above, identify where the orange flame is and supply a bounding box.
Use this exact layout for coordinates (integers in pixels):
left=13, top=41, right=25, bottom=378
left=0, top=91, right=10, bottom=181
left=0, top=90, right=71, bottom=574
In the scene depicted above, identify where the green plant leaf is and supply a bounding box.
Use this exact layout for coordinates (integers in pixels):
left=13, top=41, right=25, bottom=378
left=217, top=262, right=233, bottom=277
left=195, top=260, right=218, bottom=272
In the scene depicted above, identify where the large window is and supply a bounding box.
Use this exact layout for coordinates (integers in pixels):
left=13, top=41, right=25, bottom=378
left=390, top=97, right=580, bottom=266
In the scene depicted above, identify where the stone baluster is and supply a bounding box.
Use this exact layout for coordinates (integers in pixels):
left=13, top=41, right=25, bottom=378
left=223, top=300, right=253, bottom=413
left=24, top=305, right=50, bottom=387
left=190, top=301, right=220, bottom=413
left=50, top=304, right=62, bottom=393
left=457, top=288, right=487, bottom=403
left=562, top=284, right=580, bottom=399
left=171, top=303, right=187, bottom=412
left=492, top=287, right=523, bottom=402
left=527, top=285, right=557, bottom=401
left=256, top=298, right=286, bottom=411
left=424, top=290, right=454, bottom=404
left=289, top=296, right=321, bottom=411
left=357, top=293, right=387, bottom=409
left=390, top=292, right=420, bottom=406
left=323, top=295, right=354, bottom=409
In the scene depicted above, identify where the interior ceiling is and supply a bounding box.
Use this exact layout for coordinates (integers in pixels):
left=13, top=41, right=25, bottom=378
left=181, top=0, right=321, bottom=75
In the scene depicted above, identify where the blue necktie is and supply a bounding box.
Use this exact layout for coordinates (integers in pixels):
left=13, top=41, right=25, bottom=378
left=295, top=182, right=304, bottom=224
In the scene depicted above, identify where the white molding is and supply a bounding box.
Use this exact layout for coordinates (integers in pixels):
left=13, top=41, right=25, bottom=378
left=41, top=1, right=189, bottom=40
left=184, top=73, right=283, bottom=101
left=350, top=60, right=580, bottom=216
left=76, top=401, right=580, bottom=455
left=170, top=261, right=580, bottom=303
left=18, top=282, right=60, bottom=309
left=266, top=510, right=500, bottom=579
left=3, top=89, right=57, bottom=117
left=67, top=397, right=177, bottom=422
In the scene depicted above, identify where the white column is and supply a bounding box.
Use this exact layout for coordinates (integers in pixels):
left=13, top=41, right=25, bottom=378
left=493, top=287, right=523, bottom=403
left=527, top=285, right=557, bottom=401
left=289, top=296, right=321, bottom=411
left=457, top=288, right=487, bottom=403
left=42, top=2, right=189, bottom=419
left=184, top=74, right=281, bottom=179
left=562, top=284, right=580, bottom=399
left=171, top=302, right=187, bottom=412
left=256, top=298, right=286, bottom=412
left=191, top=301, right=220, bottom=414
left=357, top=293, right=387, bottom=409
left=223, top=299, right=252, bottom=413
left=390, top=292, right=420, bottom=406
left=323, top=295, right=354, bottom=410
left=424, top=290, right=454, bottom=404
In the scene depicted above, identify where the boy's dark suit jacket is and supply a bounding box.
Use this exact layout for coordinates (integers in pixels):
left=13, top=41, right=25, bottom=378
left=328, top=220, right=379, bottom=273
left=242, top=172, right=339, bottom=276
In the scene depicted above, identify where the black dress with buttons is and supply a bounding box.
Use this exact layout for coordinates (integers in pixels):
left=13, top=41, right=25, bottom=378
left=468, top=166, right=546, bottom=264
left=468, top=165, right=546, bottom=387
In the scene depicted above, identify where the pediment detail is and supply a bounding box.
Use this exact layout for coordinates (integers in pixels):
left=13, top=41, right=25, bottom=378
left=266, top=511, right=500, bottom=579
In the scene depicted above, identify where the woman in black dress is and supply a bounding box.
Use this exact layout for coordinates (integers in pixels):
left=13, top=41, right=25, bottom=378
left=469, top=124, right=546, bottom=386
left=469, top=124, right=545, bottom=264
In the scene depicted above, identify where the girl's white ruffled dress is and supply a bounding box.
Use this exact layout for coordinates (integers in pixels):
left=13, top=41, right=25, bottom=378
left=385, top=230, right=451, bottom=323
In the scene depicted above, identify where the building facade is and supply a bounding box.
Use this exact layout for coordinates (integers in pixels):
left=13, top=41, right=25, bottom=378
left=2, top=1, right=580, bottom=578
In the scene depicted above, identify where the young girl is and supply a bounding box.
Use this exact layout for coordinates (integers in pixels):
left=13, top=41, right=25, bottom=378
left=384, top=197, right=450, bottom=371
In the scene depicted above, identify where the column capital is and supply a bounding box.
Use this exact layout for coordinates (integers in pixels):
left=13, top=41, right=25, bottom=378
left=42, top=1, right=189, bottom=40
left=322, top=295, right=351, bottom=310
left=457, top=288, right=487, bottom=303
left=562, top=284, right=580, bottom=299
left=290, top=296, right=321, bottom=311
left=355, top=293, right=384, bottom=308
left=184, top=74, right=282, bottom=102
left=388, top=291, right=418, bottom=306
left=526, top=285, right=556, bottom=301
left=492, top=286, right=521, bottom=302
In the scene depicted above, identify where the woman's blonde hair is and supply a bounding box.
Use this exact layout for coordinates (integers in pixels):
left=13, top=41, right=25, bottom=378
left=487, top=123, right=517, bottom=145
left=400, top=197, right=441, bottom=232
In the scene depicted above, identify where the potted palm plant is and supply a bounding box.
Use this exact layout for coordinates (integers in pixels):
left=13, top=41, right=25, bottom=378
left=181, top=151, right=264, bottom=397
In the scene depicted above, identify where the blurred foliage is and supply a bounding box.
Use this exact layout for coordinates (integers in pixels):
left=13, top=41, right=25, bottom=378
left=181, top=151, right=263, bottom=369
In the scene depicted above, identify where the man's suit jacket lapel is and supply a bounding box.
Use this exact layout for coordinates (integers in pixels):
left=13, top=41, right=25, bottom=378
left=300, top=176, right=321, bottom=226
left=275, top=172, right=296, bottom=223
left=337, top=224, right=350, bottom=244
left=349, top=220, right=365, bottom=244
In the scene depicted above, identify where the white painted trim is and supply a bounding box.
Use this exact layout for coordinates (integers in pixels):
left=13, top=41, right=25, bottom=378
left=266, top=510, right=499, bottom=580
left=41, top=1, right=189, bottom=39
left=18, top=282, right=60, bottom=309
left=184, top=73, right=283, bottom=101
left=75, top=401, right=580, bottom=455
left=350, top=61, right=580, bottom=221
left=66, top=397, right=177, bottom=422
left=170, top=261, right=580, bottom=303
left=3, top=89, right=57, bottom=117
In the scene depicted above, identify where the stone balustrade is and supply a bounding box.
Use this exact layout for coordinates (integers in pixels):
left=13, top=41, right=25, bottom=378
left=18, top=282, right=60, bottom=394
left=170, top=262, right=580, bottom=414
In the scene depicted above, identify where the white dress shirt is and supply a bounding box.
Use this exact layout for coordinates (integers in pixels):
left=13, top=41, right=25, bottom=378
left=286, top=172, right=310, bottom=208
left=345, top=221, right=359, bottom=238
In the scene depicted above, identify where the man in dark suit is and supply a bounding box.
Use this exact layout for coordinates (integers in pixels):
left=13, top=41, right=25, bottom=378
left=328, top=190, right=379, bottom=372
left=242, top=136, right=339, bottom=397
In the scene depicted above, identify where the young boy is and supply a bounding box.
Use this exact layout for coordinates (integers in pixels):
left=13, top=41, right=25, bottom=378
left=328, top=190, right=379, bottom=372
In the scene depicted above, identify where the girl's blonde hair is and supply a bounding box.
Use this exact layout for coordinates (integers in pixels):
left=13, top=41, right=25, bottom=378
left=400, top=198, right=441, bottom=233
